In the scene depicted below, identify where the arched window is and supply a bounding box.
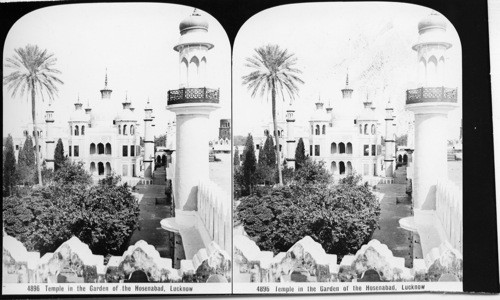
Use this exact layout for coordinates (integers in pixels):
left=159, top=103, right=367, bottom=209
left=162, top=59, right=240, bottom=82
left=90, top=162, right=96, bottom=173
left=371, top=124, right=376, bottom=135
left=105, top=162, right=111, bottom=175
left=331, top=142, right=337, bottom=154
left=311, top=125, right=314, bottom=135
left=277, top=130, right=280, bottom=137
left=90, top=143, right=96, bottom=154
left=438, top=56, right=445, bottom=85
left=347, top=161, right=353, bottom=175
left=81, top=125, right=85, bottom=136
left=98, top=143, right=104, bottom=154
left=398, top=155, right=403, bottom=162
left=403, top=154, right=408, bottom=164
left=331, top=161, right=337, bottom=174
left=118, top=125, right=121, bottom=135
left=188, top=56, right=200, bottom=87
left=339, top=142, right=346, bottom=154
left=339, top=161, right=346, bottom=175
left=418, top=57, right=427, bottom=86
left=74, top=125, right=79, bottom=136
left=98, top=162, right=104, bottom=175
left=364, top=124, right=368, bottom=135
left=315, top=125, right=320, bottom=135
left=123, top=125, right=128, bottom=135
left=347, top=142, right=352, bottom=154
left=359, top=124, right=363, bottom=134
left=200, top=57, right=207, bottom=86
left=130, top=125, right=135, bottom=135
left=105, top=143, right=112, bottom=155
left=322, top=125, right=326, bottom=135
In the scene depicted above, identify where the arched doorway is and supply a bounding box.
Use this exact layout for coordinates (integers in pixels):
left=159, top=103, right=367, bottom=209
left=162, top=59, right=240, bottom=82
left=90, top=143, right=96, bottom=154
left=403, top=154, right=408, bottom=164
left=162, top=155, right=167, bottom=166
left=331, top=142, right=337, bottom=154
left=339, top=143, right=345, bottom=154
left=331, top=161, right=337, bottom=174
left=346, top=142, right=352, bottom=154
left=98, top=143, right=104, bottom=154
left=339, top=161, right=346, bottom=175
left=98, top=162, right=104, bottom=175
left=347, top=161, right=353, bottom=175
left=105, top=162, right=111, bottom=175
left=90, top=162, right=96, bottom=174
left=398, top=154, right=402, bottom=163
left=105, top=143, right=112, bottom=155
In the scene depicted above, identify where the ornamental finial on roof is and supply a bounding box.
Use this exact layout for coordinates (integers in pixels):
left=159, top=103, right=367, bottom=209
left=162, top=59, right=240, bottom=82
left=104, top=68, right=108, bottom=88
left=192, top=8, right=199, bottom=16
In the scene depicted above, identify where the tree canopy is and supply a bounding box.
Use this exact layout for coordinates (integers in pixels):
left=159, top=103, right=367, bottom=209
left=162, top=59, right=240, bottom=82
left=3, top=135, right=17, bottom=196
left=295, top=138, right=306, bottom=169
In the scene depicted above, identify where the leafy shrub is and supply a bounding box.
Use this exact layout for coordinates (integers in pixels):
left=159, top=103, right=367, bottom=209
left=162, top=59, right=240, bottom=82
left=237, top=174, right=380, bottom=257
left=3, top=162, right=139, bottom=256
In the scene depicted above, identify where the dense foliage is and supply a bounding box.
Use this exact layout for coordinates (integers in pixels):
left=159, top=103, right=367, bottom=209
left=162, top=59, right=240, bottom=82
left=3, top=161, right=140, bottom=256
left=233, top=147, right=240, bottom=166
left=237, top=160, right=380, bottom=256
left=240, top=134, right=257, bottom=195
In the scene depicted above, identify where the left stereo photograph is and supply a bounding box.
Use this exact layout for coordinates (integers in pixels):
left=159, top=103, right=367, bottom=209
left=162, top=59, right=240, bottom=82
left=2, top=3, right=232, bottom=295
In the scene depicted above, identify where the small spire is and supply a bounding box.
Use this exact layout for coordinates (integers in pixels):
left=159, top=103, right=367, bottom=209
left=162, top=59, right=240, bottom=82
left=192, top=8, right=199, bottom=15
left=104, top=68, right=108, bottom=88
left=345, top=72, right=349, bottom=88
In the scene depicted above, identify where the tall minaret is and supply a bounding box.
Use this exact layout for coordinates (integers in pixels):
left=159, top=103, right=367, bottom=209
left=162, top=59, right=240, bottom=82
left=285, top=104, right=296, bottom=169
left=406, top=12, right=458, bottom=210
left=143, top=99, right=154, bottom=180
left=341, top=73, right=353, bottom=99
left=44, top=101, right=55, bottom=170
left=165, top=9, right=219, bottom=227
left=384, top=100, right=395, bottom=177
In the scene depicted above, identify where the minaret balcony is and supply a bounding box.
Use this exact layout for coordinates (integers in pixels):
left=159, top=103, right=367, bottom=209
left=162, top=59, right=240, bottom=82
left=167, top=87, right=219, bottom=105
left=406, top=87, right=457, bottom=105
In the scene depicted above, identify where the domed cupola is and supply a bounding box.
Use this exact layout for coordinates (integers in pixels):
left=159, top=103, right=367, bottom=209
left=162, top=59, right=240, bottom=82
left=413, top=11, right=451, bottom=51
left=418, top=11, right=447, bottom=33
left=179, top=9, right=209, bottom=35
left=116, top=93, right=137, bottom=122
left=70, top=96, right=90, bottom=122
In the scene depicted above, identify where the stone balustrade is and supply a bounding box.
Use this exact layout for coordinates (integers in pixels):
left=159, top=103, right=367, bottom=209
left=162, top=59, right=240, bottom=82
left=233, top=234, right=462, bottom=282
left=197, top=180, right=232, bottom=255
left=436, top=179, right=463, bottom=254
left=3, top=233, right=231, bottom=283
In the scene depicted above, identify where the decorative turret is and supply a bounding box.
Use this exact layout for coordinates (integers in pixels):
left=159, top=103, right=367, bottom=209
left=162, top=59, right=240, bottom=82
left=341, top=73, right=353, bottom=99
left=100, top=69, right=112, bottom=99
left=85, top=99, right=92, bottom=114
left=143, top=98, right=154, bottom=180
left=326, top=100, right=333, bottom=113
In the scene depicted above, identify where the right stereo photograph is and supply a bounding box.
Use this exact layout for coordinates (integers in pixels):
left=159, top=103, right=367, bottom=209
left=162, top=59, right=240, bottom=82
left=232, top=2, right=462, bottom=293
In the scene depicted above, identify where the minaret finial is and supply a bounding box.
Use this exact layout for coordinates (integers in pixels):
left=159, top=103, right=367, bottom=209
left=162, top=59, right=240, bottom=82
left=192, top=8, right=198, bottom=15
left=105, top=68, right=108, bottom=88
left=346, top=70, right=349, bottom=87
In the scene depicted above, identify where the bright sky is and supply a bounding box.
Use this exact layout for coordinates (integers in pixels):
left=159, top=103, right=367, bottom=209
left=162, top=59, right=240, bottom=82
left=2, top=3, right=231, bottom=139
left=233, top=2, right=462, bottom=139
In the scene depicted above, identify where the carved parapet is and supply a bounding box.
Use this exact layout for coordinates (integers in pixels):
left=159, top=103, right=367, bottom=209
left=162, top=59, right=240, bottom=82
left=3, top=234, right=40, bottom=283
left=112, top=240, right=179, bottom=282
left=37, top=236, right=103, bottom=283
left=192, top=241, right=231, bottom=282
left=423, top=241, right=463, bottom=281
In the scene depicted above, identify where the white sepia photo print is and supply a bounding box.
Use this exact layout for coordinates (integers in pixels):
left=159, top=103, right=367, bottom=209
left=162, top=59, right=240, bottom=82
left=232, top=2, right=462, bottom=292
left=2, top=3, right=232, bottom=294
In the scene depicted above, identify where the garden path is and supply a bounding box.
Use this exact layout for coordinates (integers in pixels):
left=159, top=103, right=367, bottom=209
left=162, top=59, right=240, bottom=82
left=128, top=166, right=174, bottom=258
left=371, top=168, right=414, bottom=268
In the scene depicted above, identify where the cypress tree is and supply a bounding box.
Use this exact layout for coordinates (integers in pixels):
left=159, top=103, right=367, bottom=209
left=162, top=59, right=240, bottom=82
left=242, top=134, right=257, bottom=194
left=17, top=136, right=36, bottom=185
left=233, top=146, right=240, bottom=166
left=257, top=141, right=266, bottom=167
left=264, top=135, right=276, bottom=167
left=54, top=138, right=65, bottom=170
left=295, top=138, right=306, bottom=169
left=3, top=135, right=17, bottom=195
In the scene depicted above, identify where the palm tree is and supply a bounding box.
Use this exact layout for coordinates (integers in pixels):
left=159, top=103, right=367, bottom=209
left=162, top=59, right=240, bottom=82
left=3, top=44, right=63, bottom=185
left=242, top=44, right=304, bottom=185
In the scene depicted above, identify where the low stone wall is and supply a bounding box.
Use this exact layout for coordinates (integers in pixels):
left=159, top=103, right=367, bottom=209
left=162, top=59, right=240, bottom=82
left=3, top=233, right=231, bottom=283
left=233, top=235, right=462, bottom=282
